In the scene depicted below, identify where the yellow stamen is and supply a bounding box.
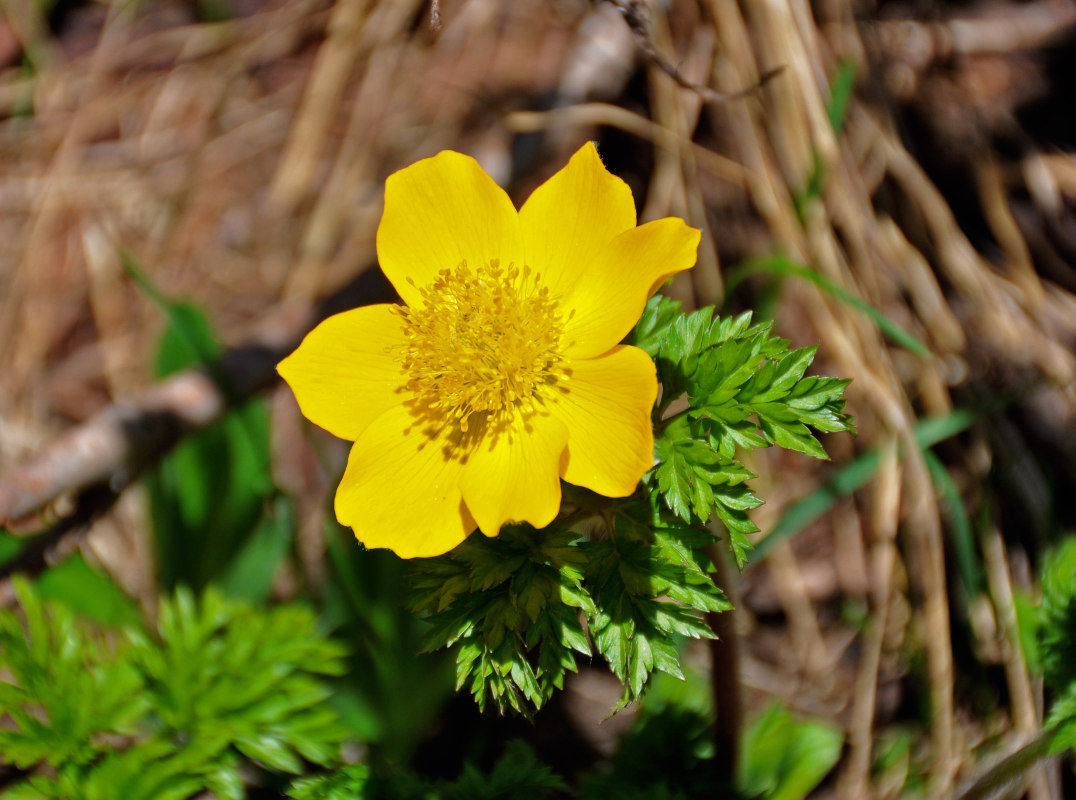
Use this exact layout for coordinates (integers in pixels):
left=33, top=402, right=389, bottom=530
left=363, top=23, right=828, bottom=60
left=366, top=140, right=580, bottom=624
left=396, top=260, right=568, bottom=433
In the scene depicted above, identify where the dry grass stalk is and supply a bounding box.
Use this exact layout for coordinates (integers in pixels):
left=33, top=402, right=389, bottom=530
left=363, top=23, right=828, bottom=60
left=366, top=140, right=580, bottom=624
left=1, top=0, right=1075, bottom=792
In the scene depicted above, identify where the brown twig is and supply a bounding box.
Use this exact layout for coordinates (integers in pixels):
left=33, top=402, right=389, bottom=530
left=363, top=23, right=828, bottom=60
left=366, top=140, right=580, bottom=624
left=603, top=0, right=784, bottom=104
left=0, top=268, right=393, bottom=533
left=982, top=525, right=1055, bottom=800
left=0, top=484, right=120, bottom=602
left=956, top=730, right=1056, bottom=800
left=2, top=376, right=203, bottom=525
left=872, top=0, right=1076, bottom=66
left=505, top=103, right=750, bottom=187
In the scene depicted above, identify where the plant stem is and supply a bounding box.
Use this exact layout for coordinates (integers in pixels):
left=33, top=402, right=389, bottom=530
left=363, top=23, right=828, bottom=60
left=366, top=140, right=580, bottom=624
left=707, top=544, right=742, bottom=786
left=954, top=730, right=1055, bottom=800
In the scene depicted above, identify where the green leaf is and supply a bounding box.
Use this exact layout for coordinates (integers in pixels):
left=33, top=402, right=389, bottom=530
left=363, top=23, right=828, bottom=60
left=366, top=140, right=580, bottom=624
left=725, top=256, right=930, bottom=358
left=153, top=301, right=221, bottom=378
left=441, top=741, right=566, bottom=800
left=0, top=578, right=146, bottom=771
left=206, top=755, right=245, bottom=800
left=236, top=734, right=303, bottom=775
left=128, top=251, right=276, bottom=594
left=755, top=403, right=829, bottom=460
left=0, top=582, right=354, bottom=798
left=287, top=765, right=371, bottom=800
left=407, top=525, right=595, bottom=715
left=323, top=526, right=455, bottom=757
left=628, top=294, right=684, bottom=359
left=1038, top=537, right=1076, bottom=694
left=754, top=406, right=990, bottom=560
left=216, top=494, right=294, bottom=604
left=0, top=529, right=23, bottom=568
left=646, top=298, right=852, bottom=570
left=34, top=553, right=141, bottom=627
left=654, top=417, right=762, bottom=529
left=826, top=59, right=857, bottom=134
left=739, top=704, right=843, bottom=800
left=584, top=520, right=727, bottom=708
left=1014, top=591, right=1041, bottom=674
left=924, top=450, right=983, bottom=599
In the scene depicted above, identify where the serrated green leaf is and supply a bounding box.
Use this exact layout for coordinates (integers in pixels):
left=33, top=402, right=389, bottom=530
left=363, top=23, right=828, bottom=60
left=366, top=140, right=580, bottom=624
left=711, top=481, right=763, bottom=512
left=756, top=404, right=829, bottom=460
left=558, top=578, right=596, bottom=615
left=646, top=602, right=717, bottom=640
left=1039, top=538, right=1076, bottom=695
left=743, top=346, right=817, bottom=404
left=407, top=525, right=601, bottom=714
left=653, top=523, right=715, bottom=569
left=649, top=635, right=684, bottom=680
left=660, top=573, right=730, bottom=614
left=441, top=740, right=566, bottom=800
left=786, top=375, right=851, bottom=408
left=287, top=764, right=371, bottom=800
left=0, top=582, right=350, bottom=799
left=712, top=506, right=757, bottom=570
left=1047, top=686, right=1076, bottom=754
left=550, top=605, right=591, bottom=657
left=629, top=294, right=684, bottom=358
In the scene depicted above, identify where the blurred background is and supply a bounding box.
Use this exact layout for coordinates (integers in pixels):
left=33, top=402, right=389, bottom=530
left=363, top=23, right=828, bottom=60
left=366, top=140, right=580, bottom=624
left=2, top=0, right=1076, bottom=797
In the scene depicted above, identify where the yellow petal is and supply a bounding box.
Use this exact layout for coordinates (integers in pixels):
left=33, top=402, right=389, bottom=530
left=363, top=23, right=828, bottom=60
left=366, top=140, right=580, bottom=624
left=277, top=304, right=409, bottom=442
left=559, top=217, right=700, bottom=358
left=552, top=346, right=657, bottom=497
left=335, top=404, right=475, bottom=558
left=459, top=411, right=569, bottom=536
left=377, top=151, right=523, bottom=307
left=518, top=141, right=636, bottom=299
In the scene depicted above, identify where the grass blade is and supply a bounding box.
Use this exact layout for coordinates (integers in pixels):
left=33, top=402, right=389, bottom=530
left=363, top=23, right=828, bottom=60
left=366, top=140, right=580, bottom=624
left=725, top=256, right=932, bottom=359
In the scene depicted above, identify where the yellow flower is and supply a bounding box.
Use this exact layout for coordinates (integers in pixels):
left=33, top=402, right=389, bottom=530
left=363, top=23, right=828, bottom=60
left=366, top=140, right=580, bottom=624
left=278, top=143, right=699, bottom=558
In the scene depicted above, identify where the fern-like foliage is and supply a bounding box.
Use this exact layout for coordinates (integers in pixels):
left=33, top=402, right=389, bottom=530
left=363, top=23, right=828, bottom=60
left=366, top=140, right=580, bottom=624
left=439, top=740, right=566, bottom=800
left=1035, top=537, right=1076, bottom=753
left=0, top=580, right=350, bottom=799
left=0, top=588, right=146, bottom=773
left=407, top=514, right=732, bottom=715
left=1037, top=537, right=1076, bottom=694
left=407, top=526, right=593, bottom=716
left=287, top=765, right=372, bottom=800
left=583, top=509, right=731, bottom=709
left=289, top=741, right=564, bottom=800
left=634, top=296, right=855, bottom=567
left=406, top=296, right=854, bottom=715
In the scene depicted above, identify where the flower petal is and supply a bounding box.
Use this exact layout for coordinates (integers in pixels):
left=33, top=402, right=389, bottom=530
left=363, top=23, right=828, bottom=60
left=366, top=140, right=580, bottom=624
left=459, top=411, right=569, bottom=536
left=518, top=142, right=636, bottom=299
left=377, top=151, right=523, bottom=307
left=277, top=304, right=409, bottom=442
left=559, top=217, right=700, bottom=358
left=335, top=405, right=475, bottom=558
left=552, top=346, right=657, bottom=497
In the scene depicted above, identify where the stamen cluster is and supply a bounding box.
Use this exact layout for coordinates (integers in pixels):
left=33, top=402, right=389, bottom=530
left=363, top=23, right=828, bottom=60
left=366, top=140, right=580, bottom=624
left=397, top=260, right=568, bottom=432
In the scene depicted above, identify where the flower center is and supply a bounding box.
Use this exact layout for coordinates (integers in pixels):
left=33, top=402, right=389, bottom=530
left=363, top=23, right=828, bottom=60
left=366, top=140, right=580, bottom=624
left=397, top=260, right=569, bottom=432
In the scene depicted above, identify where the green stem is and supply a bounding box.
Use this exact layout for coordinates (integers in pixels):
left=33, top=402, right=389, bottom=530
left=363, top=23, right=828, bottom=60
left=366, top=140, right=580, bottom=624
left=954, top=729, right=1055, bottom=800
